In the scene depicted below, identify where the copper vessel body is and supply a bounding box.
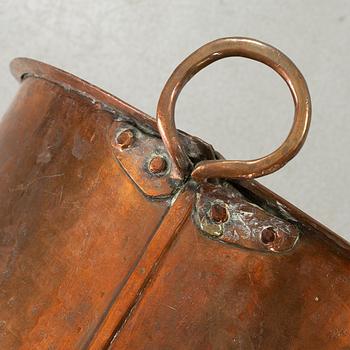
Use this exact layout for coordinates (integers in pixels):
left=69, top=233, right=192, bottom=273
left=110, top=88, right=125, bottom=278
left=0, top=38, right=350, bottom=350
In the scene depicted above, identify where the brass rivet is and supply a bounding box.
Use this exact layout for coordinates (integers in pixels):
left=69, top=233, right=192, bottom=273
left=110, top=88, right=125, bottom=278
left=149, top=156, right=167, bottom=174
left=261, top=227, right=277, bottom=244
left=116, top=129, right=134, bottom=149
left=210, top=203, right=228, bottom=223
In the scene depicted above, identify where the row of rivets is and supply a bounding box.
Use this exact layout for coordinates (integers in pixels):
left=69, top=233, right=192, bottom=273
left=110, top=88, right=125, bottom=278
left=208, top=202, right=277, bottom=245
left=116, top=129, right=168, bottom=175
left=116, top=127, right=279, bottom=246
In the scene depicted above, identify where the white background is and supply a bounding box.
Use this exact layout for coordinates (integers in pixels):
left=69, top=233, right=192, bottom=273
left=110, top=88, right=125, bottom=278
left=0, top=1, right=349, bottom=239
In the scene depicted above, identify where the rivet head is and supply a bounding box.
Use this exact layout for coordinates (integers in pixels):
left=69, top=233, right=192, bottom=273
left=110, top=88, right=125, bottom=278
left=261, top=227, right=277, bottom=244
left=116, top=129, right=134, bottom=149
left=210, top=203, right=228, bottom=223
left=148, top=155, right=167, bottom=174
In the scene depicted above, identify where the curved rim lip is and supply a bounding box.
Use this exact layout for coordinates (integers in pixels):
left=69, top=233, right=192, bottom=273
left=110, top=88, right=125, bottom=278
left=10, top=57, right=214, bottom=150
left=10, top=57, right=158, bottom=129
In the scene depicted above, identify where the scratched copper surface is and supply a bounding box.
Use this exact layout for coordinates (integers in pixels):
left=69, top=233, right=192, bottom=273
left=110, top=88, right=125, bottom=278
left=0, top=78, right=170, bottom=349
left=110, top=213, right=350, bottom=350
left=0, top=57, right=348, bottom=350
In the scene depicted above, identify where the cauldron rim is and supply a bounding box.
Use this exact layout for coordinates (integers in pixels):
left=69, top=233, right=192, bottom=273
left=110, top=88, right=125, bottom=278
left=10, top=57, right=159, bottom=129
left=8, top=58, right=349, bottom=253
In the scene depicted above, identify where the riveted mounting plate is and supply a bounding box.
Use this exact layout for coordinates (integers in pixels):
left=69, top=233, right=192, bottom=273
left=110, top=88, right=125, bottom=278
left=109, top=120, right=182, bottom=198
left=193, top=182, right=299, bottom=252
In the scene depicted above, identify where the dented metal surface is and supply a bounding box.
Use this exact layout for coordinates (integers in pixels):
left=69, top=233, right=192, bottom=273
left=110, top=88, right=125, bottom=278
left=193, top=182, right=299, bottom=252
left=2, top=47, right=350, bottom=350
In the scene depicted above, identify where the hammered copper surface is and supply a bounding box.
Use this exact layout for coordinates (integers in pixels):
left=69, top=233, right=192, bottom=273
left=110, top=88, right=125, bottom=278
left=110, top=213, right=350, bottom=350
left=0, top=78, right=169, bottom=349
left=0, top=40, right=349, bottom=350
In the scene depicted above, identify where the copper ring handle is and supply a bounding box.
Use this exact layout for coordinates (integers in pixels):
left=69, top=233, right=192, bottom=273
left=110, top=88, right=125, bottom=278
left=156, top=37, right=311, bottom=181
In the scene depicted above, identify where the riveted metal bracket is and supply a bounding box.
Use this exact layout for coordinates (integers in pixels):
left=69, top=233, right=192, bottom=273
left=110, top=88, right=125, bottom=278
left=109, top=120, right=182, bottom=198
left=193, top=182, right=299, bottom=253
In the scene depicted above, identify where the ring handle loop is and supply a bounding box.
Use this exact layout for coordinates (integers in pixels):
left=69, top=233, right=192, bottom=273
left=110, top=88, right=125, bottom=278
left=156, top=37, right=311, bottom=181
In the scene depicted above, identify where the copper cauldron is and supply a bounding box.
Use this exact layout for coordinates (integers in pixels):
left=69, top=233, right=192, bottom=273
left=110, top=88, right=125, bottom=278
left=0, top=38, right=349, bottom=350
